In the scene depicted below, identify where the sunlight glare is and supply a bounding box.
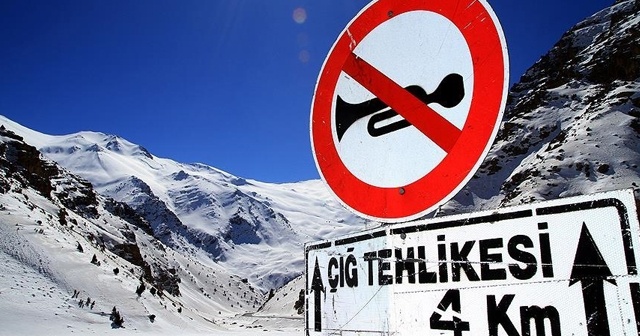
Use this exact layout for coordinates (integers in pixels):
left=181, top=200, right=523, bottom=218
left=299, top=50, right=310, bottom=63
left=293, top=7, right=307, bottom=24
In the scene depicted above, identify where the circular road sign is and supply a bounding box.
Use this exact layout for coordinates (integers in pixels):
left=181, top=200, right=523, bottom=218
left=311, top=0, right=509, bottom=223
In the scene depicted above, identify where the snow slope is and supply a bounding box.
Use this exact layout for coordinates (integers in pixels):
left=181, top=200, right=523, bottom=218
left=0, top=117, right=371, bottom=294
left=0, top=128, right=299, bottom=334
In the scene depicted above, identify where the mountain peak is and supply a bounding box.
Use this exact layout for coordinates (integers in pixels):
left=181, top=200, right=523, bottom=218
left=0, top=114, right=364, bottom=291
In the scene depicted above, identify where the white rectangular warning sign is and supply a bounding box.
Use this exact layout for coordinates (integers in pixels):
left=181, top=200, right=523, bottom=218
left=305, top=189, right=640, bottom=335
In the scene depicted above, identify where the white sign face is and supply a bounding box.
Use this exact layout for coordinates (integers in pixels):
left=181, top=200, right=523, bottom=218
left=305, top=189, right=640, bottom=335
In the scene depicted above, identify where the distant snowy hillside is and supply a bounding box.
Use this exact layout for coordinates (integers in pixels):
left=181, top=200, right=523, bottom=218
left=441, top=0, right=640, bottom=214
left=0, top=116, right=370, bottom=292
left=0, top=126, right=294, bottom=334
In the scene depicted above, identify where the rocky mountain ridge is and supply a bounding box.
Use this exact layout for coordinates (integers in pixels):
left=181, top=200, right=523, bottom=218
left=441, top=0, right=640, bottom=214
left=0, top=116, right=369, bottom=292
left=0, top=125, right=274, bottom=333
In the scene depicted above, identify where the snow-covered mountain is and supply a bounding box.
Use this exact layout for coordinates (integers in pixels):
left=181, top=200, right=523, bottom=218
left=0, top=117, right=370, bottom=293
left=0, top=126, right=295, bottom=334
left=441, top=0, right=640, bottom=214
left=1, top=0, right=639, bottom=333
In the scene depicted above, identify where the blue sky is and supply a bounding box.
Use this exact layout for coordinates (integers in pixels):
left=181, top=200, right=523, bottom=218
left=1, top=0, right=613, bottom=183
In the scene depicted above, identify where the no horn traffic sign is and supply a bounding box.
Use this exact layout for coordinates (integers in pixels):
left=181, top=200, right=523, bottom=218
left=310, top=0, right=509, bottom=222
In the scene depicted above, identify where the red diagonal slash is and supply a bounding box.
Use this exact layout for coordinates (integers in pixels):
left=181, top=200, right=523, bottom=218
left=342, top=52, right=462, bottom=153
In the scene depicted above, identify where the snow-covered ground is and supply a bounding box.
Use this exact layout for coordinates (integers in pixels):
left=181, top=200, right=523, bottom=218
left=0, top=168, right=302, bottom=335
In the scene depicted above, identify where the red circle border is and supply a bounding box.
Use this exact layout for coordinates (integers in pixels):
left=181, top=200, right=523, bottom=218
left=311, top=0, right=508, bottom=222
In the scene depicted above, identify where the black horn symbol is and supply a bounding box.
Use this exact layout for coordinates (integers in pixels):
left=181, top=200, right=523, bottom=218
left=335, top=73, right=465, bottom=141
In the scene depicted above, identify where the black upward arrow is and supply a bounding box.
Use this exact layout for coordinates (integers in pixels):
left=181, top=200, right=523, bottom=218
left=569, top=223, right=616, bottom=336
left=310, top=257, right=325, bottom=332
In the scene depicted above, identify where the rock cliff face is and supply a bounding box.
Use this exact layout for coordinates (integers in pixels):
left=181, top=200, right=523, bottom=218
left=0, top=126, right=60, bottom=198
left=0, top=126, right=183, bottom=295
left=441, top=0, right=640, bottom=215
